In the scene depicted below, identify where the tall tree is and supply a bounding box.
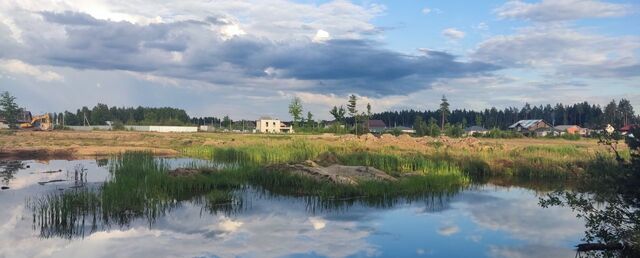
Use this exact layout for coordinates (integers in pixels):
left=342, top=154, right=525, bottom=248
left=0, top=91, right=19, bottom=129
left=618, top=99, right=634, bottom=126
left=222, top=115, right=232, bottom=129
left=288, top=97, right=303, bottom=128
left=604, top=100, right=618, bottom=126
left=306, top=111, right=314, bottom=128
left=439, top=95, right=450, bottom=130
left=366, top=103, right=372, bottom=132
left=347, top=95, right=359, bottom=134
left=329, top=105, right=346, bottom=133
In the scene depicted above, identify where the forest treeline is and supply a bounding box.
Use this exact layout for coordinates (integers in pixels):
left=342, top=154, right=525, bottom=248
left=54, top=104, right=191, bottom=126
left=370, top=99, right=636, bottom=130
left=51, top=99, right=636, bottom=129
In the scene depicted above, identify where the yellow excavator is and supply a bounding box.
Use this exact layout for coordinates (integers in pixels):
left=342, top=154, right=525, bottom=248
left=19, top=114, right=53, bottom=131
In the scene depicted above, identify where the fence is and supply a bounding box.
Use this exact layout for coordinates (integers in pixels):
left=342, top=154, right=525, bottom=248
left=66, top=125, right=198, bottom=133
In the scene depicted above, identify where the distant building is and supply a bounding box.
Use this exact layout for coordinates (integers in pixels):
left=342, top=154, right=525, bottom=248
left=392, top=126, right=415, bottom=134
left=255, top=117, right=294, bottom=133
left=554, top=125, right=588, bottom=136
left=464, top=126, right=489, bottom=135
left=508, top=119, right=551, bottom=137
left=367, top=120, right=387, bottom=134
left=0, top=118, right=8, bottom=129
left=620, top=124, right=638, bottom=135
left=199, top=125, right=215, bottom=132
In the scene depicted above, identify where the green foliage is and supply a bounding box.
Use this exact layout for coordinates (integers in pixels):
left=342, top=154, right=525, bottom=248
left=483, top=129, right=524, bottom=138
left=288, top=97, right=303, bottom=127
left=0, top=91, right=19, bottom=128
left=445, top=123, right=464, bottom=138
left=414, top=116, right=427, bottom=136
left=111, top=120, right=125, bottom=130
left=371, top=98, right=637, bottom=131
left=543, top=132, right=581, bottom=141
left=390, top=128, right=402, bottom=136
left=61, top=104, right=191, bottom=126
left=439, top=95, right=450, bottom=129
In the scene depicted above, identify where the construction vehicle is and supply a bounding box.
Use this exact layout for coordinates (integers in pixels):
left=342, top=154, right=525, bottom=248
left=19, top=114, right=53, bottom=131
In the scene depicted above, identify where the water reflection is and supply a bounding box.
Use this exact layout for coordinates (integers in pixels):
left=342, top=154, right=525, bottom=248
left=0, top=157, right=591, bottom=258
left=1, top=160, right=24, bottom=186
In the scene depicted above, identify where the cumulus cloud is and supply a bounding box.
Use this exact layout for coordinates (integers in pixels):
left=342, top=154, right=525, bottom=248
left=312, top=29, right=331, bottom=43
left=471, top=25, right=640, bottom=77
left=0, top=59, right=63, bottom=82
left=0, top=9, right=499, bottom=96
left=442, top=28, right=465, bottom=40
left=422, top=8, right=431, bottom=15
left=495, top=0, right=631, bottom=22
left=437, top=225, right=460, bottom=236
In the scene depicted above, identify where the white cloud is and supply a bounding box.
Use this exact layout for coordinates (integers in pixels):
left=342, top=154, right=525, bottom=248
left=312, top=29, right=331, bottom=43
left=495, top=0, right=631, bottom=22
left=219, top=24, right=246, bottom=40
left=0, top=59, right=63, bottom=82
left=218, top=217, right=243, bottom=232
left=437, top=225, right=460, bottom=236
left=472, top=25, right=640, bottom=76
left=308, top=217, right=327, bottom=230
left=474, top=22, right=489, bottom=31
left=422, top=8, right=431, bottom=15
left=442, top=28, right=465, bottom=40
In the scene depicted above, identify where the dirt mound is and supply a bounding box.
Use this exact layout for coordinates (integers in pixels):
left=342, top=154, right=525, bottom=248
left=397, top=134, right=413, bottom=140
left=361, top=133, right=378, bottom=141
left=269, top=162, right=397, bottom=185
left=168, top=168, right=204, bottom=177
left=380, top=133, right=395, bottom=139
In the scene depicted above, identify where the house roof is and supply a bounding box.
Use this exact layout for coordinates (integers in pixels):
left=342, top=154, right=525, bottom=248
left=620, top=124, right=638, bottom=131
left=464, top=126, right=488, bottom=132
left=508, top=119, right=544, bottom=129
left=554, top=125, right=581, bottom=131
left=368, top=119, right=386, bottom=128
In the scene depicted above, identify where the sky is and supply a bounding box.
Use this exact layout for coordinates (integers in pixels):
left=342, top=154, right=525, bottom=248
left=0, top=0, right=639, bottom=120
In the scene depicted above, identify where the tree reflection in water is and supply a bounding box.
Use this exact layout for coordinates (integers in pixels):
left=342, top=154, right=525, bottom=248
left=28, top=152, right=466, bottom=239
left=540, top=128, right=640, bottom=258
left=1, top=160, right=24, bottom=185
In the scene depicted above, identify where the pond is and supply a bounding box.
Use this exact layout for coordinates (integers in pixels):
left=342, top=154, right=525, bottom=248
left=0, top=158, right=587, bottom=258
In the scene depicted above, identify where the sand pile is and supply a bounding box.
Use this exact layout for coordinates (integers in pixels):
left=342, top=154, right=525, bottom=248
left=269, top=161, right=397, bottom=185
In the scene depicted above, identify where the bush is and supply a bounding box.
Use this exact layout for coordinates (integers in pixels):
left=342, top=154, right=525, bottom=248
left=111, top=120, right=125, bottom=131
left=484, top=129, right=524, bottom=138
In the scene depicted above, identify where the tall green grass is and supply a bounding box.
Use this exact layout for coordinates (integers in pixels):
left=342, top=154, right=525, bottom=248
left=182, top=141, right=327, bottom=165
left=182, top=141, right=599, bottom=180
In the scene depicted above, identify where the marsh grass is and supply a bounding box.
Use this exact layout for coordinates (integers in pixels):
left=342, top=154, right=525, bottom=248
left=183, top=139, right=601, bottom=180
left=29, top=151, right=475, bottom=238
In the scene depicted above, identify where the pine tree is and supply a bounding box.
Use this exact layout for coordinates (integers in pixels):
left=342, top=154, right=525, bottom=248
left=347, top=95, right=359, bottom=135
left=439, top=95, right=450, bottom=130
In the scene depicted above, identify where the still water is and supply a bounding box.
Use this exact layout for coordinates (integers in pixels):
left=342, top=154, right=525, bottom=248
left=0, top=159, right=585, bottom=258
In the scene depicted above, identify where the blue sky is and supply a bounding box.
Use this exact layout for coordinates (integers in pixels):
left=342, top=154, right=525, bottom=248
left=0, top=0, right=638, bottom=119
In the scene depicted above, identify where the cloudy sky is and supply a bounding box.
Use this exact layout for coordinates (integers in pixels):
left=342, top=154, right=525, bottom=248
left=1, top=0, right=639, bottom=119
